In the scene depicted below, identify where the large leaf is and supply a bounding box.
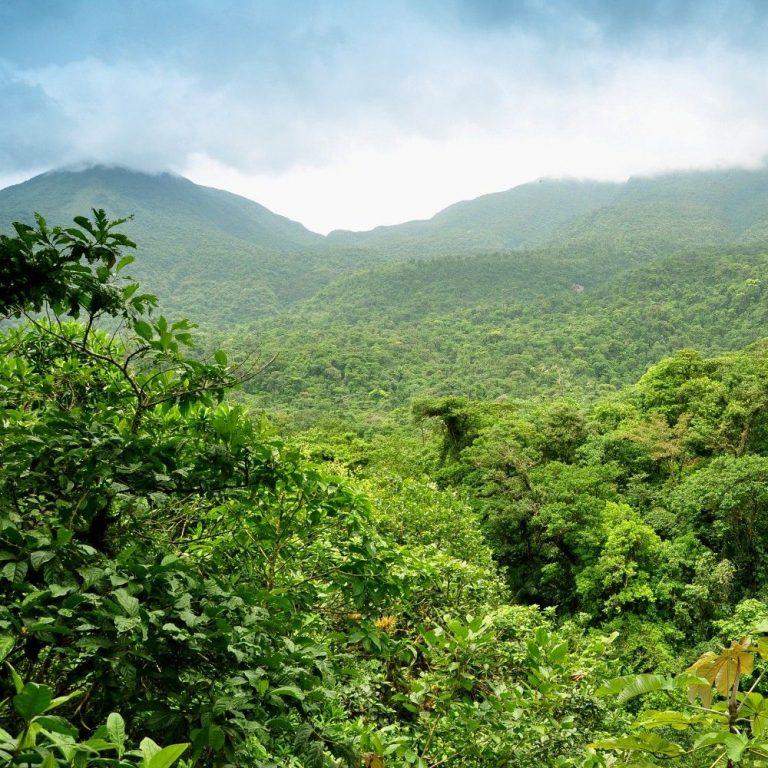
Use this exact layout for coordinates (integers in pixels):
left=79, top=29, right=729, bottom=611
left=30, top=550, right=55, bottom=570
left=191, top=724, right=225, bottom=752
left=687, top=638, right=754, bottom=700
left=134, top=320, right=153, bottom=341
left=34, top=715, right=79, bottom=738
left=107, top=712, right=126, bottom=757
left=596, top=673, right=674, bottom=704
left=144, top=743, right=189, bottom=768
left=754, top=636, right=768, bottom=660
left=9, top=664, right=24, bottom=694
left=140, top=737, right=161, bottom=764
left=691, top=731, right=750, bottom=762
left=47, top=688, right=83, bottom=711
left=114, top=588, right=141, bottom=618
left=270, top=685, right=305, bottom=701
left=724, top=733, right=749, bottom=762
left=589, top=733, right=685, bottom=757
left=14, top=682, right=53, bottom=720
left=692, top=731, right=730, bottom=751
left=633, top=710, right=695, bottom=731
left=0, top=634, right=14, bottom=662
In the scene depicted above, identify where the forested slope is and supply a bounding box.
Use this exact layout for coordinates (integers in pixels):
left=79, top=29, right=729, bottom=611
left=0, top=167, right=332, bottom=325
left=6, top=183, right=768, bottom=766
left=5, top=165, right=768, bottom=336
left=214, top=242, right=768, bottom=427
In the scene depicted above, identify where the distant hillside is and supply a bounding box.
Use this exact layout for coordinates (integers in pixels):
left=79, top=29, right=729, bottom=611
left=220, top=240, right=768, bottom=428
left=0, top=166, right=322, bottom=249
left=325, top=167, right=768, bottom=265
left=4, top=164, right=768, bottom=340
left=325, top=179, right=619, bottom=255
left=0, top=166, right=335, bottom=326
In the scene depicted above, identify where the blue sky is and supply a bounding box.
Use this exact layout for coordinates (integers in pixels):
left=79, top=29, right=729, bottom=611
left=2, top=0, right=767, bottom=231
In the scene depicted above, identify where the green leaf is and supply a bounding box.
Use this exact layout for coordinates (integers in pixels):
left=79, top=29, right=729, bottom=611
left=140, top=737, right=161, bottom=764
left=34, top=715, right=79, bottom=738
left=47, top=688, right=83, bottom=711
left=634, top=710, right=695, bottom=731
left=73, top=216, right=95, bottom=233
left=2, top=560, right=28, bottom=584
left=214, top=350, right=228, bottom=366
left=307, top=740, right=325, bottom=768
left=724, top=733, right=749, bottom=762
left=191, top=724, right=225, bottom=752
left=596, top=674, right=674, bottom=704
left=64, top=227, right=89, bottom=242
left=9, top=664, right=24, bottom=694
left=114, top=588, right=140, bottom=618
left=144, top=743, right=189, bottom=768
left=754, top=636, right=768, bottom=660
left=0, top=635, right=14, bottom=662
left=590, top=733, right=685, bottom=757
left=270, top=685, right=305, bottom=701
left=134, top=320, right=153, bottom=341
left=107, top=712, right=126, bottom=757
left=754, top=620, right=768, bottom=635
left=692, top=731, right=730, bottom=750
left=14, top=682, right=53, bottom=720
left=83, top=737, right=119, bottom=753
left=30, top=550, right=55, bottom=570
left=115, top=255, right=135, bottom=272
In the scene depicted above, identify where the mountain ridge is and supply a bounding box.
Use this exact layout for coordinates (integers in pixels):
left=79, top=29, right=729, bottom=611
left=6, top=162, right=768, bottom=244
left=0, top=166, right=336, bottom=325
left=4, top=163, right=768, bottom=335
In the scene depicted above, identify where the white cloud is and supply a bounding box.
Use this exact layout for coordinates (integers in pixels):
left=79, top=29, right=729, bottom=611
left=182, top=46, right=768, bottom=231
left=2, top=5, right=768, bottom=231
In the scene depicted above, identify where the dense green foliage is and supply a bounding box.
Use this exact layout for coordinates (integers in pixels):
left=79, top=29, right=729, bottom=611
left=0, top=211, right=626, bottom=767
left=210, top=242, right=768, bottom=430
left=6, top=162, right=768, bottom=766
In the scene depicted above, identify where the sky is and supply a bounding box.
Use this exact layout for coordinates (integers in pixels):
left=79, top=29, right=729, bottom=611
left=1, top=0, right=768, bottom=233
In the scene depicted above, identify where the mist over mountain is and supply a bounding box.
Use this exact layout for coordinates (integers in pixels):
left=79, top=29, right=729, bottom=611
left=3, top=163, right=768, bottom=343
left=327, top=165, right=768, bottom=258
left=5, top=163, right=768, bottom=261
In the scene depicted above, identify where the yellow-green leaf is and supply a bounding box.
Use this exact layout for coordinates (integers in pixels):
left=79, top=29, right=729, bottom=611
left=687, top=638, right=754, bottom=698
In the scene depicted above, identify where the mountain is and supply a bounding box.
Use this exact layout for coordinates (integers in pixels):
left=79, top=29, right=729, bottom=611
left=0, top=166, right=321, bottom=249
left=222, top=240, right=768, bottom=428
left=326, top=179, right=620, bottom=255
left=206, top=170, right=768, bottom=427
left=0, top=166, right=336, bottom=326
left=325, top=167, right=768, bottom=258
left=4, top=163, right=768, bottom=346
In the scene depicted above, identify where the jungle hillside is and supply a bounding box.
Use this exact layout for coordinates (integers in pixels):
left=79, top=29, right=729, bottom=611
left=4, top=164, right=768, bottom=768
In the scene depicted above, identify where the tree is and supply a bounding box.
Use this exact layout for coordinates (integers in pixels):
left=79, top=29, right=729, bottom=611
left=672, top=455, right=768, bottom=592
left=0, top=210, right=401, bottom=766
